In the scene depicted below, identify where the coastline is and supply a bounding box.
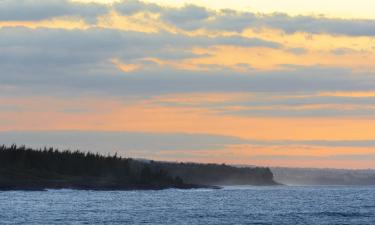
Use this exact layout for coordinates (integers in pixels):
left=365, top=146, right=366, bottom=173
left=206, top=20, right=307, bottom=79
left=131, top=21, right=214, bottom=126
left=0, top=183, right=220, bottom=192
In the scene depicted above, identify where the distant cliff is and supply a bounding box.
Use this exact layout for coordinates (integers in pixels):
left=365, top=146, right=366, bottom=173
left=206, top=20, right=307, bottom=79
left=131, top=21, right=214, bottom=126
left=0, top=145, right=277, bottom=190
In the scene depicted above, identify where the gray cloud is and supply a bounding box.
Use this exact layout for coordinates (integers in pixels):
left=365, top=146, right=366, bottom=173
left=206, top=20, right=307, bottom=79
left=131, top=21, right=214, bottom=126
left=0, top=27, right=279, bottom=63
left=1, top=33, right=374, bottom=98
left=2, top=62, right=375, bottom=98
left=113, top=1, right=375, bottom=36
left=1, top=27, right=375, bottom=119
left=262, top=13, right=375, bottom=36
left=1, top=0, right=375, bottom=36
left=160, top=5, right=210, bottom=30
left=0, top=27, right=286, bottom=97
left=114, top=0, right=161, bottom=15
left=0, top=0, right=108, bottom=23
left=155, top=93, right=375, bottom=118
left=201, top=11, right=375, bottom=36
left=201, top=12, right=375, bottom=36
left=0, top=26, right=279, bottom=93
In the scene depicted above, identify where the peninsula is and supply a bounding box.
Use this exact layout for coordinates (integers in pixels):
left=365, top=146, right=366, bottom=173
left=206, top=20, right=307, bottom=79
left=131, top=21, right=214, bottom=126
left=0, top=145, right=277, bottom=191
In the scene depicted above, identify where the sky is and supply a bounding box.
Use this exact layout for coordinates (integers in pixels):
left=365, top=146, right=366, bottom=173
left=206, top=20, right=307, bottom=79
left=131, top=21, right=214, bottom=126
left=1, top=0, right=375, bottom=169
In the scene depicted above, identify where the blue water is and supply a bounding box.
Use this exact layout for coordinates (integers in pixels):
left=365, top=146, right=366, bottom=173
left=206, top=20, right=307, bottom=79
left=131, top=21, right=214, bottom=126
left=1, top=186, right=375, bottom=224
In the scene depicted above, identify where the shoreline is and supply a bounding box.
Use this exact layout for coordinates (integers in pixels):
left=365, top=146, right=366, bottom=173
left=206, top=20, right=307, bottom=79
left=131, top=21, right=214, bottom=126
left=0, top=183, right=221, bottom=192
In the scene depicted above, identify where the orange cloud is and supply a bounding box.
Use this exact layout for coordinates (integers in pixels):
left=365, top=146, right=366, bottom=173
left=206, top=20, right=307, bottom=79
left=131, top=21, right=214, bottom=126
left=111, top=59, right=140, bottom=73
left=3, top=96, right=375, bottom=141
left=319, top=91, right=375, bottom=98
left=189, top=45, right=375, bottom=72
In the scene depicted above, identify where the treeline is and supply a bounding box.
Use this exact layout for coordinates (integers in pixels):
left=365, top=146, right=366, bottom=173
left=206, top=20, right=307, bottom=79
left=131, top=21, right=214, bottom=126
left=0, top=145, right=186, bottom=190
left=0, top=145, right=277, bottom=190
left=148, top=161, right=277, bottom=186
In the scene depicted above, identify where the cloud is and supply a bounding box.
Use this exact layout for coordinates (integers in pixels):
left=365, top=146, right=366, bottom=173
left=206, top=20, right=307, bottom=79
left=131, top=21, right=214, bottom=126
left=114, top=0, right=161, bottom=15
left=111, top=59, right=140, bottom=73
left=1, top=1, right=375, bottom=36
left=152, top=92, right=375, bottom=117
left=1, top=23, right=375, bottom=120
left=262, top=13, right=375, bottom=36
left=1, top=27, right=374, bottom=98
left=0, top=26, right=278, bottom=62
left=112, top=1, right=375, bottom=36
left=0, top=0, right=108, bottom=23
left=0, top=26, right=289, bottom=97
left=2, top=64, right=374, bottom=99
left=202, top=12, right=375, bottom=36
left=160, top=5, right=210, bottom=30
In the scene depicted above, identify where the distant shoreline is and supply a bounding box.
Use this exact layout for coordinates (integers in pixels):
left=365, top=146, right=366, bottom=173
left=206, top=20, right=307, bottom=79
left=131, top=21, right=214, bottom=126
left=0, top=183, right=220, bottom=192
left=272, top=167, right=375, bottom=186
left=0, top=145, right=277, bottom=191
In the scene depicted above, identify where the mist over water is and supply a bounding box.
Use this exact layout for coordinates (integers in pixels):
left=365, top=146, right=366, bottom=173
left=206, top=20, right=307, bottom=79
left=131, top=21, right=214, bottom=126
left=1, top=186, right=374, bottom=224
left=272, top=167, right=375, bottom=186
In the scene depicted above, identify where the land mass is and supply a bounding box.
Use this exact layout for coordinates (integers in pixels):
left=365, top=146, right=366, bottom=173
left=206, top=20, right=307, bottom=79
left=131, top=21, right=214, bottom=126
left=0, top=145, right=277, bottom=191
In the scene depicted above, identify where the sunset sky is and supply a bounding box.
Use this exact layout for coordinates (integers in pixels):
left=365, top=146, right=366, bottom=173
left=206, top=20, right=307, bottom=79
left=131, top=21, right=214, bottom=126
left=1, top=0, right=375, bottom=168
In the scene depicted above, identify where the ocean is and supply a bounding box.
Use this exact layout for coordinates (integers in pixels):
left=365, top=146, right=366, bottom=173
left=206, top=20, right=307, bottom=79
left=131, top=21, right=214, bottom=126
left=1, top=186, right=374, bottom=224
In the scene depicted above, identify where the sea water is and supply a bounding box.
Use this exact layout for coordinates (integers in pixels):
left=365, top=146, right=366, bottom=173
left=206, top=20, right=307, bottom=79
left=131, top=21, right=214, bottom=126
left=1, top=186, right=375, bottom=224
